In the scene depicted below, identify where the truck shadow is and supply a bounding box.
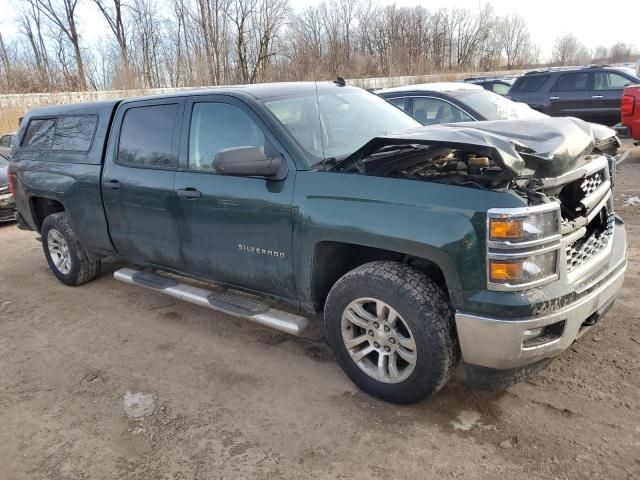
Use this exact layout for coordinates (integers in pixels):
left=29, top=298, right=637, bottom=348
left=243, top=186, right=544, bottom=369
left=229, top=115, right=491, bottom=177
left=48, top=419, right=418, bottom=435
left=97, top=255, right=515, bottom=433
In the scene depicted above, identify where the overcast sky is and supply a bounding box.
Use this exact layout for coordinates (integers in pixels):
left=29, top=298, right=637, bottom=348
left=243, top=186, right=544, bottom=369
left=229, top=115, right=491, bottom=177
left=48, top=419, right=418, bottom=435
left=1, top=0, right=638, bottom=61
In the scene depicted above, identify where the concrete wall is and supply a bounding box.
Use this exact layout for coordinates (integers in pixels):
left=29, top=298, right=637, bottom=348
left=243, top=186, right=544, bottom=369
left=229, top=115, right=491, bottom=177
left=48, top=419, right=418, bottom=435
left=0, top=69, right=525, bottom=133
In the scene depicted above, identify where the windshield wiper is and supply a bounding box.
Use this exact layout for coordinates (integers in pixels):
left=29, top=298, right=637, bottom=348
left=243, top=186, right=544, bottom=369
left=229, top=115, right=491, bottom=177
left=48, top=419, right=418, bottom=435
left=313, top=155, right=351, bottom=172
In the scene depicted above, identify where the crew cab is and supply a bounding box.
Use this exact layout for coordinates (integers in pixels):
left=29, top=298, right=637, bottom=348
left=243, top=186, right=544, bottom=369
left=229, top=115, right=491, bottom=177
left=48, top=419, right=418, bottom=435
left=8, top=82, right=627, bottom=403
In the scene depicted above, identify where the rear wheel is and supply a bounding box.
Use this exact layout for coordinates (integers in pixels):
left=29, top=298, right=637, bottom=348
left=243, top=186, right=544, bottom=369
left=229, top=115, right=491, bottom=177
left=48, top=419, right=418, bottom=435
left=325, top=261, right=459, bottom=404
left=41, top=212, right=100, bottom=286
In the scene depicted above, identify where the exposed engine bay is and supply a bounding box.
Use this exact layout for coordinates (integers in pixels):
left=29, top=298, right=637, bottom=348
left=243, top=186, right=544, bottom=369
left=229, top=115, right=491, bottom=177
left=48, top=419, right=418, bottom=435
left=351, top=144, right=512, bottom=190
left=319, top=117, right=620, bottom=209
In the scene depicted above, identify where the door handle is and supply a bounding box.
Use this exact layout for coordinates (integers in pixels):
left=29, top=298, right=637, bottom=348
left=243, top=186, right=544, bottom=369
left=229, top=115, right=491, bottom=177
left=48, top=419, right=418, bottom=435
left=549, top=96, right=559, bottom=101
left=105, top=179, right=121, bottom=190
left=591, top=95, right=604, bottom=99
left=176, top=187, right=202, bottom=199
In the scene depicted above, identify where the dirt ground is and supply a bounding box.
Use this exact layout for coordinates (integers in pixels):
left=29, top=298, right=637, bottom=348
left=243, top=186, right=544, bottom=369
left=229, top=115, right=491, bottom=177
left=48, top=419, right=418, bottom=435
left=1, top=146, right=639, bottom=480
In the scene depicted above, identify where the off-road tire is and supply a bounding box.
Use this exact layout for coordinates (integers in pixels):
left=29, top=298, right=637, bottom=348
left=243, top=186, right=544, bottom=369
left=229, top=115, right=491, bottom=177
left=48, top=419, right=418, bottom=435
left=324, top=261, right=459, bottom=404
left=41, top=212, right=100, bottom=286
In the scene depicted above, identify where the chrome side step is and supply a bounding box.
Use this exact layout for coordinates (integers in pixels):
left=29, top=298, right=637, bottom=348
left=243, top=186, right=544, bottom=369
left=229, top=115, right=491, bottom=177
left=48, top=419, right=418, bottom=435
left=114, top=268, right=309, bottom=336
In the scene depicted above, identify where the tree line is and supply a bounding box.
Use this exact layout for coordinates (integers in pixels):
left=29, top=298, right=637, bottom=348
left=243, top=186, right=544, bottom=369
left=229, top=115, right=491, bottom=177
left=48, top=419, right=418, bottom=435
left=0, top=0, right=637, bottom=94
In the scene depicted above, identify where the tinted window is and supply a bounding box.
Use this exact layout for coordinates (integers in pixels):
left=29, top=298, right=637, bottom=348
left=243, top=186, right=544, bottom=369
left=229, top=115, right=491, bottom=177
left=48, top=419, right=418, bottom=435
left=0, top=135, right=10, bottom=147
left=51, top=116, right=97, bottom=151
left=553, top=73, right=590, bottom=92
left=412, top=97, right=473, bottom=125
left=511, top=75, right=549, bottom=92
left=118, top=104, right=178, bottom=168
left=593, top=72, right=634, bottom=90
left=189, top=103, right=265, bottom=171
left=22, top=116, right=97, bottom=151
left=387, top=97, right=408, bottom=111
left=22, top=118, right=56, bottom=148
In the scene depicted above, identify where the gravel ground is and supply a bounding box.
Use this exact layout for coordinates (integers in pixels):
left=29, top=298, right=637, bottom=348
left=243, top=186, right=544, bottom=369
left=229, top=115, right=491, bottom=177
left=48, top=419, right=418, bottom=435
left=1, top=146, right=639, bottom=480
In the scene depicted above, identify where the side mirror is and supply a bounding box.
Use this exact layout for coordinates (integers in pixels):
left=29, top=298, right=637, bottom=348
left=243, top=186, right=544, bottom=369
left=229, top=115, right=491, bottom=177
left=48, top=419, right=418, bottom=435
left=214, top=146, right=286, bottom=180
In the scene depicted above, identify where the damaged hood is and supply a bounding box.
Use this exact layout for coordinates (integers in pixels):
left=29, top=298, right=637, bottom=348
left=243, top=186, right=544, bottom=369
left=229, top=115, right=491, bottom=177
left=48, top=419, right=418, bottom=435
left=340, top=117, right=617, bottom=178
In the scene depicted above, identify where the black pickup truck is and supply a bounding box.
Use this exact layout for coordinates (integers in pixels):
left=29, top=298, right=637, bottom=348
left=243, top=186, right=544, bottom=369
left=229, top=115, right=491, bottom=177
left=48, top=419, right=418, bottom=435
left=8, top=82, right=627, bottom=403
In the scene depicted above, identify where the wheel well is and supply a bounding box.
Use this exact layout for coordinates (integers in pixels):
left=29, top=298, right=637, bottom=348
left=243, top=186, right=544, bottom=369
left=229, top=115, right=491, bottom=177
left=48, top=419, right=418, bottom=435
left=310, top=241, right=448, bottom=311
left=31, top=197, right=65, bottom=231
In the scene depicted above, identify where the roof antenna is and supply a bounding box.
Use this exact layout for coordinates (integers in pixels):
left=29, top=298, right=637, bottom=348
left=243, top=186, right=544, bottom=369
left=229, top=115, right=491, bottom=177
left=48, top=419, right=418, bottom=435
left=334, top=76, right=346, bottom=87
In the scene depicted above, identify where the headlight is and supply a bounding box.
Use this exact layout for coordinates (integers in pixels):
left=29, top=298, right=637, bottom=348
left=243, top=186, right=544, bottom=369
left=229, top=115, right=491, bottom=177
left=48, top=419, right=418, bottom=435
left=487, top=203, right=561, bottom=290
left=488, top=208, right=560, bottom=244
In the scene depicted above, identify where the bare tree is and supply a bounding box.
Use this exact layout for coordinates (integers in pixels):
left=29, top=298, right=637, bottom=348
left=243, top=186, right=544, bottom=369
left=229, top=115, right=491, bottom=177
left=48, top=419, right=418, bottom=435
left=609, top=42, right=633, bottom=63
left=18, top=1, right=52, bottom=88
left=129, top=0, right=165, bottom=87
left=499, top=14, right=530, bottom=68
left=3, top=0, right=637, bottom=94
left=0, top=33, right=12, bottom=90
left=552, top=33, right=584, bottom=66
left=31, top=0, right=87, bottom=89
left=91, top=0, right=131, bottom=80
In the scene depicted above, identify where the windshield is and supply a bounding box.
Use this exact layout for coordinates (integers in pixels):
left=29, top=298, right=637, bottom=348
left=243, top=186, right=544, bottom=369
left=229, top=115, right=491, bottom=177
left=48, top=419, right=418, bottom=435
left=264, top=89, right=420, bottom=165
left=451, top=89, right=547, bottom=121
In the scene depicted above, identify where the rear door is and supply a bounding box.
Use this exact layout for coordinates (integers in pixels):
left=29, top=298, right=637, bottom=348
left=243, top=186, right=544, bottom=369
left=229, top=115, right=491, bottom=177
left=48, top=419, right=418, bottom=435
left=102, top=98, right=185, bottom=269
left=591, top=70, right=637, bottom=125
left=173, top=95, right=297, bottom=299
left=547, top=72, right=595, bottom=121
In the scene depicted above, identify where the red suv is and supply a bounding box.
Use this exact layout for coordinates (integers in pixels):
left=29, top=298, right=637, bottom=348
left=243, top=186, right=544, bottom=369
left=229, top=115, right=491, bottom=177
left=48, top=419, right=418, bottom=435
left=622, top=84, right=640, bottom=141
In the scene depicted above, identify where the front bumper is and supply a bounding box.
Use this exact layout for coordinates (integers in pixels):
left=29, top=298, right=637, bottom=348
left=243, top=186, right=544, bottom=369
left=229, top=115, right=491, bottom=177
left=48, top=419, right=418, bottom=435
left=0, top=193, right=16, bottom=223
left=455, top=219, right=627, bottom=370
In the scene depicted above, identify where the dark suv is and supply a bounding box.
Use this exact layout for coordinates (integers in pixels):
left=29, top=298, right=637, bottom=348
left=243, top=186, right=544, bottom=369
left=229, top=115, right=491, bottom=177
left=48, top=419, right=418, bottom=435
left=508, top=66, right=640, bottom=126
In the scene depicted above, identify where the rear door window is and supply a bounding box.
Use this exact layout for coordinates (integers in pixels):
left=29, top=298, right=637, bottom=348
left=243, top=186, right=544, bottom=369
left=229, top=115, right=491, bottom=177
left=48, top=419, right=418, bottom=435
left=117, top=104, right=179, bottom=168
left=552, top=73, right=590, bottom=92
left=22, top=116, right=97, bottom=151
left=386, top=97, right=408, bottom=111
left=511, top=75, right=549, bottom=92
left=412, top=97, right=473, bottom=125
left=593, top=72, right=634, bottom=90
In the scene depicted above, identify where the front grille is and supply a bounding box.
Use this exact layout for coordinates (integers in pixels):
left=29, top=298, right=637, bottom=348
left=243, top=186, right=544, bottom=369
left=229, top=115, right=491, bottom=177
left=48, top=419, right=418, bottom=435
left=566, top=213, right=614, bottom=271
left=580, top=171, right=603, bottom=197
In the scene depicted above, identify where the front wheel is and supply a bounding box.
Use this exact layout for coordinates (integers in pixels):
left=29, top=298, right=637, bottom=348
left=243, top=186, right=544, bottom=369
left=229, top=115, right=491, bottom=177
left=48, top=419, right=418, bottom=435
left=324, top=261, right=459, bottom=404
left=41, top=212, right=100, bottom=286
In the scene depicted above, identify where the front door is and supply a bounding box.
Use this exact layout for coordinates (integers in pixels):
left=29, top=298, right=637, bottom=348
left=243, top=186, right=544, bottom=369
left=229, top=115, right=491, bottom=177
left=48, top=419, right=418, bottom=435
left=102, top=99, right=185, bottom=270
left=173, top=96, right=297, bottom=300
left=547, top=72, right=595, bottom=121
left=591, top=71, right=636, bottom=126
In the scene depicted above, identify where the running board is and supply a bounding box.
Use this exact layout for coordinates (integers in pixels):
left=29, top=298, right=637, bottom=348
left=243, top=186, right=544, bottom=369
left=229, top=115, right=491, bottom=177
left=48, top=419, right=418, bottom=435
left=113, top=268, right=309, bottom=336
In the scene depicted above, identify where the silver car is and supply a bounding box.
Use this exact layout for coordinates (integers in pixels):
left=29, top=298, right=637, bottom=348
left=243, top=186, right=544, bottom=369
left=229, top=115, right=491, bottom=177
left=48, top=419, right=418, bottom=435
left=0, top=132, right=16, bottom=159
left=0, top=153, right=16, bottom=222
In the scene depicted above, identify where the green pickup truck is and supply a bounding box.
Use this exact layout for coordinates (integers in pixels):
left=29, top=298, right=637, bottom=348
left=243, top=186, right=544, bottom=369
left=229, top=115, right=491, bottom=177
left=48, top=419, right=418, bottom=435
left=7, top=82, right=627, bottom=403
